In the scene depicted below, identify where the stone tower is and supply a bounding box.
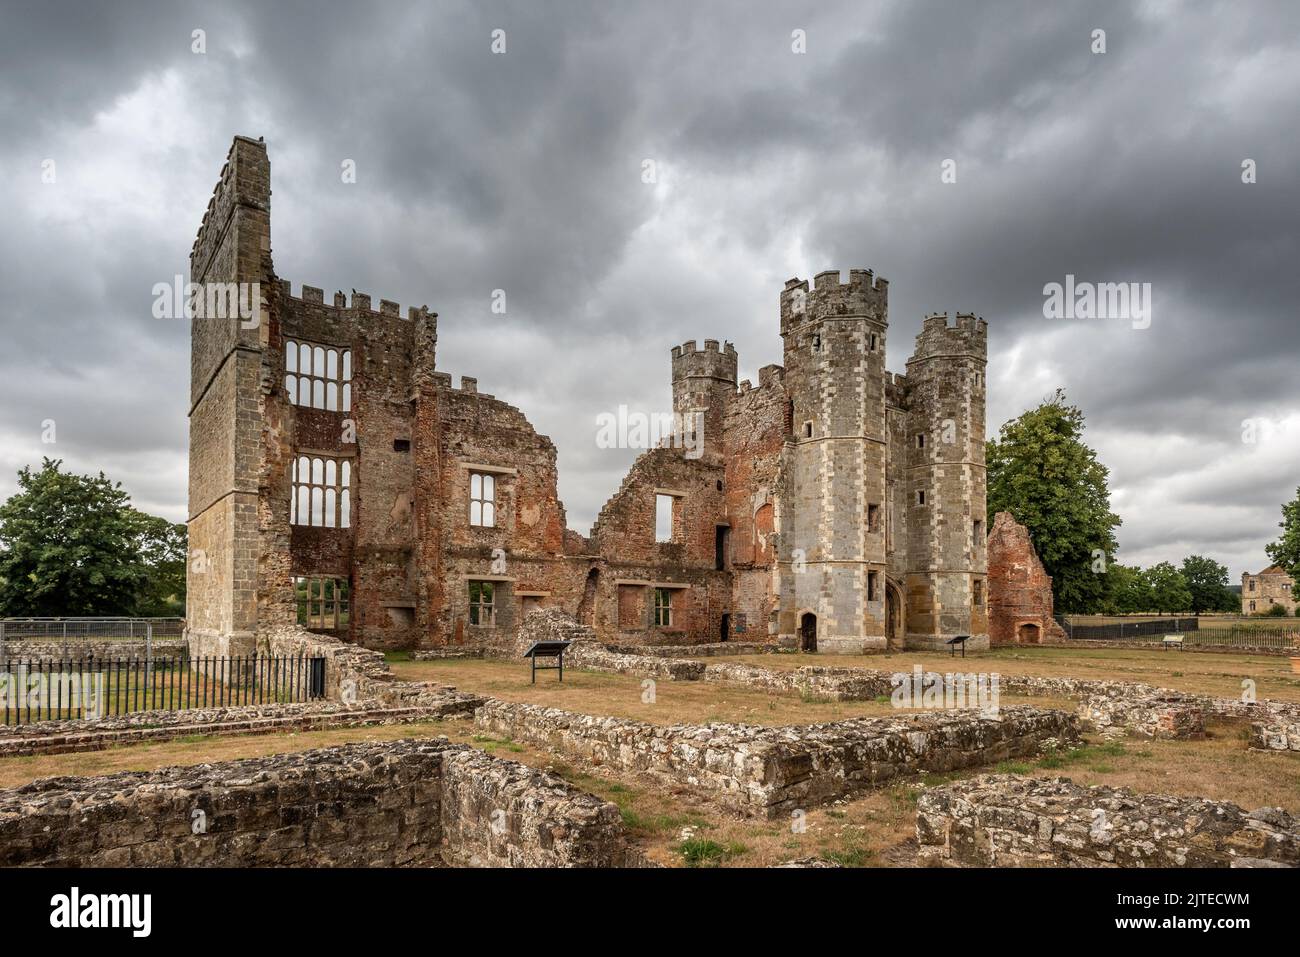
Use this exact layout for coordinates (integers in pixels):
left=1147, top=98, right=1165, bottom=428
left=185, top=136, right=272, bottom=658
left=670, top=339, right=737, bottom=464
left=776, top=269, right=891, bottom=654
left=901, top=313, right=988, bottom=649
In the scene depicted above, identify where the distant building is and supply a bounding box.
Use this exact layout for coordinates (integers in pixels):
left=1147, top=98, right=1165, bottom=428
left=1241, top=565, right=1298, bottom=615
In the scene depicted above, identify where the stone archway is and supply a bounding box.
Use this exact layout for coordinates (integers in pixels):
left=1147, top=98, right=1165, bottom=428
left=577, top=568, right=599, bottom=627
left=1017, top=622, right=1041, bottom=644
left=885, top=581, right=904, bottom=648
left=799, top=612, right=817, bottom=652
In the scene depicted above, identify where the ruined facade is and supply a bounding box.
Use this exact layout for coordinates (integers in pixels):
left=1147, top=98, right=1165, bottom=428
left=985, top=511, right=1066, bottom=645
left=1241, top=565, right=1298, bottom=616
left=187, top=136, right=989, bottom=656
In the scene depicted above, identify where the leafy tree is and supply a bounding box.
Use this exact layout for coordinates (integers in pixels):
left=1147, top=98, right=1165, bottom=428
left=1143, top=561, right=1193, bottom=615
left=1265, top=487, right=1300, bottom=602
left=986, top=389, right=1121, bottom=613
left=1179, top=555, right=1237, bottom=614
left=131, top=511, right=188, bottom=617
left=0, top=459, right=184, bottom=616
left=1101, top=563, right=1151, bottom=614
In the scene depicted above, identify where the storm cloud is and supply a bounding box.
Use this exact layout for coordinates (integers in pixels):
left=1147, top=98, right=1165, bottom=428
left=1, top=0, right=1296, bottom=578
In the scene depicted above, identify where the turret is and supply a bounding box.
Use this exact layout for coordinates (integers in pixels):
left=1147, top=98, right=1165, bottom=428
left=670, top=338, right=737, bottom=460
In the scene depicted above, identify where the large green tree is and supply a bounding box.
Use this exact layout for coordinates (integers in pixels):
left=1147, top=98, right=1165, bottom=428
left=0, top=459, right=185, bottom=616
left=1143, top=561, right=1193, bottom=615
left=986, top=389, right=1121, bottom=613
left=1265, top=487, right=1300, bottom=602
left=1179, top=555, right=1237, bottom=614
left=1100, top=563, right=1150, bottom=614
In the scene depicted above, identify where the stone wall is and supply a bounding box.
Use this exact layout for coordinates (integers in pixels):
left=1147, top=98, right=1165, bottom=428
left=476, top=700, right=1079, bottom=817
left=0, top=639, right=189, bottom=663
left=916, top=774, right=1300, bottom=867
left=0, top=739, right=641, bottom=868
left=0, top=698, right=478, bottom=757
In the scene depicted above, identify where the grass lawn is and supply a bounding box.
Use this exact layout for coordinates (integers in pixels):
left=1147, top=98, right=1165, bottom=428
left=387, top=657, right=1073, bottom=725
left=710, top=646, right=1300, bottom=703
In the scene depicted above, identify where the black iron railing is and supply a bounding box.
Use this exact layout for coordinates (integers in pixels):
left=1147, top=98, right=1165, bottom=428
left=0, top=655, right=327, bottom=725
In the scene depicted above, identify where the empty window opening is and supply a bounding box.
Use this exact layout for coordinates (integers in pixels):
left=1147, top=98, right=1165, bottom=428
left=468, top=580, right=496, bottom=626
left=812, top=333, right=822, bottom=352
left=393, top=439, right=411, bottom=453
left=291, top=455, right=351, bottom=528
left=916, top=490, right=926, bottom=506
left=867, top=503, right=880, bottom=533
left=973, top=519, right=983, bottom=541
left=470, top=472, right=496, bottom=527
left=973, top=579, right=984, bottom=606
left=715, top=525, right=730, bottom=571
left=867, top=571, right=879, bottom=602
left=803, top=421, right=814, bottom=439
left=654, top=588, right=673, bottom=627
left=285, top=339, right=352, bottom=412
left=295, top=577, right=349, bottom=630
left=655, top=494, right=679, bottom=543
left=916, top=433, right=926, bottom=449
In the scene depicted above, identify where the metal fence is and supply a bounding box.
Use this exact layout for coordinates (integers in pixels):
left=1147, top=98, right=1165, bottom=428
left=0, top=618, right=185, bottom=641
left=0, top=654, right=327, bottom=725
left=1059, top=615, right=1299, bottom=649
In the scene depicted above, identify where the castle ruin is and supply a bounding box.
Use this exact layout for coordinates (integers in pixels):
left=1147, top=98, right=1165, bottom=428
left=186, top=136, right=990, bottom=657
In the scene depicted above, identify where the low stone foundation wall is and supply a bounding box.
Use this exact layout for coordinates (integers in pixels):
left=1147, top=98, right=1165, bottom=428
left=0, top=693, right=482, bottom=757
left=1080, top=690, right=1206, bottom=739
left=1251, top=718, right=1300, bottom=752
left=916, top=774, right=1300, bottom=867
left=612, top=642, right=783, bottom=658
left=476, top=700, right=1079, bottom=817
left=703, top=662, right=894, bottom=700
left=0, top=639, right=189, bottom=662
left=569, top=643, right=707, bottom=680
left=410, top=647, right=486, bottom=660
left=0, top=738, right=642, bottom=867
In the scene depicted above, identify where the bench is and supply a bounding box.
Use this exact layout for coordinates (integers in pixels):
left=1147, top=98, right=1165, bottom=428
left=1162, top=634, right=1184, bottom=650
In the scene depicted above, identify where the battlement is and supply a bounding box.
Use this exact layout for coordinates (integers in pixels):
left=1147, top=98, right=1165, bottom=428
left=911, top=311, right=988, bottom=362
left=278, top=280, right=433, bottom=322
left=191, top=135, right=269, bottom=262
left=780, top=268, right=888, bottom=332
left=670, top=338, right=738, bottom=383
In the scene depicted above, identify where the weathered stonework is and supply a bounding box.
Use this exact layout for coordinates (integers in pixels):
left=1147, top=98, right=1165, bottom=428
left=916, top=774, right=1300, bottom=867
left=0, top=700, right=475, bottom=757
left=0, top=639, right=189, bottom=663
left=187, top=137, right=991, bottom=658
left=1241, top=564, right=1298, bottom=615
left=475, top=699, right=1079, bottom=817
left=0, top=739, right=643, bottom=868
left=985, top=511, right=1066, bottom=646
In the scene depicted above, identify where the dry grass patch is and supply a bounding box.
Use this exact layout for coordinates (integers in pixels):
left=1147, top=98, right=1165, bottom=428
left=718, top=647, right=1300, bottom=703
left=387, top=657, right=1068, bottom=724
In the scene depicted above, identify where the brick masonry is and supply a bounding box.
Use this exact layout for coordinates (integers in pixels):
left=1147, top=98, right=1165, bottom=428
left=985, top=511, right=1066, bottom=646
left=916, top=774, right=1300, bottom=867
left=187, top=137, right=991, bottom=658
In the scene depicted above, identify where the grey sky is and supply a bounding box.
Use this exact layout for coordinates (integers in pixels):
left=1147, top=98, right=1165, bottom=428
left=1, top=0, right=1296, bottom=579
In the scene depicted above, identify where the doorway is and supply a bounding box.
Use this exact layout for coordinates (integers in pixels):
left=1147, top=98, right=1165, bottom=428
left=720, top=612, right=730, bottom=643
left=886, top=582, right=902, bottom=647
left=799, top=612, right=817, bottom=652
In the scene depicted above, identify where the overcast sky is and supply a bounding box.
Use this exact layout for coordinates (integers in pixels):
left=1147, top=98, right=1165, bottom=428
left=1, top=0, right=1296, bottom=580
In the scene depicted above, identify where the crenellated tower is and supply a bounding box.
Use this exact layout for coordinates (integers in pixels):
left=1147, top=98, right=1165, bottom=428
left=776, top=269, right=891, bottom=653
left=670, top=339, right=737, bottom=463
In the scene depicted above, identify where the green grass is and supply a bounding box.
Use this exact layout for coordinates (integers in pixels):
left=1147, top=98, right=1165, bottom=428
left=678, top=838, right=747, bottom=867
left=469, top=734, right=525, bottom=753
left=1037, top=740, right=1126, bottom=770
left=821, top=844, right=873, bottom=867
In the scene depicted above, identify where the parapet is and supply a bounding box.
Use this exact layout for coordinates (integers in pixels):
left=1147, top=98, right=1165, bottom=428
left=191, top=135, right=270, bottom=263
left=278, top=281, right=435, bottom=323
left=780, top=268, right=888, bottom=332
left=670, top=338, right=739, bottom=383
left=910, top=311, right=988, bottom=362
